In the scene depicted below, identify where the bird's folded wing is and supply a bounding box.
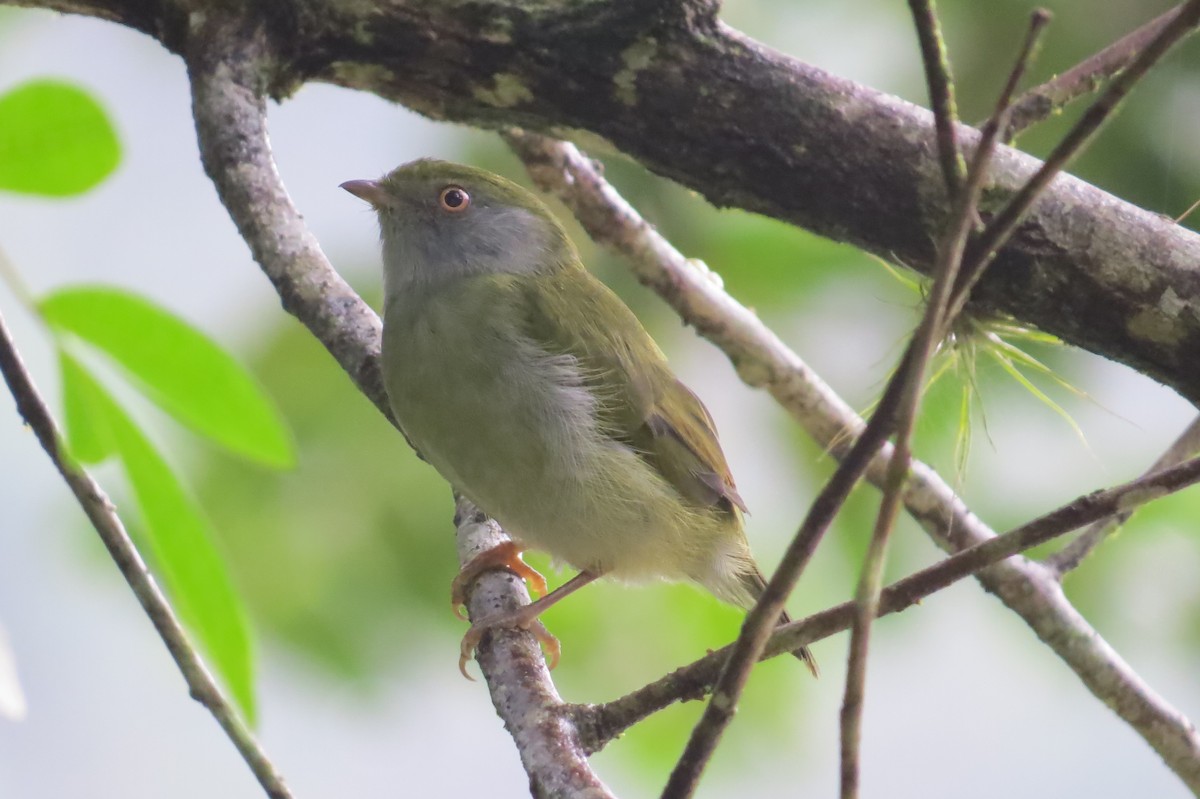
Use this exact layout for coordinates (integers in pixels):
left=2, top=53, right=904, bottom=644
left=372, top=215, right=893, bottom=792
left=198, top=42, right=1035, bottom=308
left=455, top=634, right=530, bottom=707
left=518, top=268, right=747, bottom=515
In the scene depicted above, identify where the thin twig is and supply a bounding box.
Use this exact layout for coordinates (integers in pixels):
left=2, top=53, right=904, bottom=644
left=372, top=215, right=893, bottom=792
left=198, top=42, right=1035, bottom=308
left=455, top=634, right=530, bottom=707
left=584, top=448, right=1200, bottom=747
left=950, top=0, right=1200, bottom=320
left=1006, top=4, right=1190, bottom=137
left=183, top=19, right=611, bottom=795
left=1046, top=414, right=1200, bottom=576
left=838, top=88, right=979, bottom=799
left=984, top=10, right=1053, bottom=150
left=1176, top=195, right=1200, bottom=225
left=0, top=308, right=293, bottom=799
left=674, top=15, right=1058, bottom=780
left=664, top=329, right=913, bottom=798
left=837, top=16, right=1048, bottom=792
left=508, top=133, right=1200, bottom=793
left=907, top=0, right=964, bottom=197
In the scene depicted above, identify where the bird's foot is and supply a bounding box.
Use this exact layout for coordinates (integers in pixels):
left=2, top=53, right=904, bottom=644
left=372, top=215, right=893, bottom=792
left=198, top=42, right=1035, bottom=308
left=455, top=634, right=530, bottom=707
left=458, top=608, right=561, bottom=680
left=451, top=540, right=548, bottom=620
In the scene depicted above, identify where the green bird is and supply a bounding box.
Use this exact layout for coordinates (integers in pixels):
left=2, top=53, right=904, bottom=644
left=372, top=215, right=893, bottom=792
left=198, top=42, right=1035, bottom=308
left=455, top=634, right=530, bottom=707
left=342, top=160, right=816, bottom=677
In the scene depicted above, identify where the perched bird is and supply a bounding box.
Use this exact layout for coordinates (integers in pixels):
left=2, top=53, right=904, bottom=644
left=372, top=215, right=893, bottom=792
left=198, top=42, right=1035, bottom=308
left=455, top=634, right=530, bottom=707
left=342, top=160, right=816, bottom=677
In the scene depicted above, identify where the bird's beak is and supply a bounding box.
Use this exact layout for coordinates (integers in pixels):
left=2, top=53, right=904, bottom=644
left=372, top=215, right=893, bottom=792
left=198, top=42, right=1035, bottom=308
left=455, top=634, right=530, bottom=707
left=340, top=179, right=388, bottom=207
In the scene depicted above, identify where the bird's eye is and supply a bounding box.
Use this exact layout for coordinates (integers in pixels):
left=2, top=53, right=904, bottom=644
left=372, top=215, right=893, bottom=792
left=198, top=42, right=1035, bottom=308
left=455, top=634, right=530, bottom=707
left=438, top=186, right=470, bottom=213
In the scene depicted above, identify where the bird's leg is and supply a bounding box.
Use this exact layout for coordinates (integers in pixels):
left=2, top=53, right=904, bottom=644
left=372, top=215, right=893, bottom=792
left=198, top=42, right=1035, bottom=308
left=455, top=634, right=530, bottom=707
left=451, top=540, right=548, bottom=620
left=459, top=570, right=599, bottom=679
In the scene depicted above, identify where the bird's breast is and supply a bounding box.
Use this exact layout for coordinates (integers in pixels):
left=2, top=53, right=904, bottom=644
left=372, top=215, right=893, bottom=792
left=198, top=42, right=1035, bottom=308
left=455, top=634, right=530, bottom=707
left=382, top=284, right=601, bottom=510
left=380, top=281, right=720, bottom=580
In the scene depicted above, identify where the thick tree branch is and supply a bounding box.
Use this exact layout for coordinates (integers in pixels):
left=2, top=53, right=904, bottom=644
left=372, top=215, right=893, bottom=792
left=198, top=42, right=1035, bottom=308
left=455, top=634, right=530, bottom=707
left=186, top=19, right=392, bottom=424
left=508, top=135, right=1200, bottom=792
left=8, top=0, right=1200, bottom=403
left=0, top=309, right=293, bottom=799
left=184, top=19, right=607, bottom=795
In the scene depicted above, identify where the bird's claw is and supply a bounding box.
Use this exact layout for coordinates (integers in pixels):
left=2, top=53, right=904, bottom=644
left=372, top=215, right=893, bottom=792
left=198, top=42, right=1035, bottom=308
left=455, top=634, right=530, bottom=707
left=450, top=541, right=548, bottom=619
left=458, top=616, right=561, bottom=680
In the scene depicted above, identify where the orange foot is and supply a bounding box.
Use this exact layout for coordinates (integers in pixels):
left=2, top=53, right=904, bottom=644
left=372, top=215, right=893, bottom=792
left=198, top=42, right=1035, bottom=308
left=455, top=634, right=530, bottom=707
left=458, top=610, right=561, bottom=680
left=451, top=541, right=548, bottom=620
left=454, top=571, right=598, bottom=679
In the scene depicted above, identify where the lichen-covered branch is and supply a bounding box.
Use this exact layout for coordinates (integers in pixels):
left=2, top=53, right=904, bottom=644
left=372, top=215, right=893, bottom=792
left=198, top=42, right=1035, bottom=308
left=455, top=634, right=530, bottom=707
left=7, top=0, right=1200, bottom=403
left=186, top=17, right=393, bottom=423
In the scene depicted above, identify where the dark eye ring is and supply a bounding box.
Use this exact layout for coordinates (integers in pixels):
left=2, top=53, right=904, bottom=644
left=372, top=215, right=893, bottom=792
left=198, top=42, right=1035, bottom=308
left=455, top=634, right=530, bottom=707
left=438, top=185, right=470, bottom=212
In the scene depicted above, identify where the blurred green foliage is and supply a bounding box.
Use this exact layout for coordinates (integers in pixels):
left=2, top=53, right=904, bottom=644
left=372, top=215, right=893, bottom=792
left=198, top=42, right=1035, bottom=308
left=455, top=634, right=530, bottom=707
left=0, top=73, right=281, bottom=721
left=45, top=285, right=298, bottom=721
left=195, top=302, right=457, bottom=680
left=0, top=78, right=119, bottom=196
left=44, top=286, right=295, bottom=468
left=61, top=353, right=257, bottom=719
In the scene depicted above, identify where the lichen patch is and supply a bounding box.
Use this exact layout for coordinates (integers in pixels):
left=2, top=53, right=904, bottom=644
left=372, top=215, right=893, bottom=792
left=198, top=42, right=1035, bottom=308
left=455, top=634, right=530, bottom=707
left=473, top=73, right=534, bottom=108
left=613, top=38, right=658, bottom=106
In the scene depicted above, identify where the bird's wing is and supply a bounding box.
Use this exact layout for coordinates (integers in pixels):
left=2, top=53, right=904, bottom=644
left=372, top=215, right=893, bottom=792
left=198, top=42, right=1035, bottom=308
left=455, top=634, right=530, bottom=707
left=519, top=268, right=747, bottom=514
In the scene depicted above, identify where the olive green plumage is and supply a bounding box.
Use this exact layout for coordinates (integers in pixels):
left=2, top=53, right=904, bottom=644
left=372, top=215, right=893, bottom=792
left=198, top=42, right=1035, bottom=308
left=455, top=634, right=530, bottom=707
left=346, top=159, right=814, bottom=674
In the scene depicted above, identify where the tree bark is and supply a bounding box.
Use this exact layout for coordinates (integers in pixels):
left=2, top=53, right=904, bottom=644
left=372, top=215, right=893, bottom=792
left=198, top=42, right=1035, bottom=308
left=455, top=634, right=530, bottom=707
left=13, top=0, right=1200, bottom=402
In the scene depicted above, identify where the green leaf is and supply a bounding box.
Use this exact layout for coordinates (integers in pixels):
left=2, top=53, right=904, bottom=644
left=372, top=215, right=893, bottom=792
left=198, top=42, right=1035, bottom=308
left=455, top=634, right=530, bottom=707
left=41, top=287, right=295, bottom=468
left=61, top=353, right=257, bottom=721
left=0, top=79, right=121, bottom=196
left=987, top=348, right=1089, bottom=447
left=61, top=351, right=117, bottom=463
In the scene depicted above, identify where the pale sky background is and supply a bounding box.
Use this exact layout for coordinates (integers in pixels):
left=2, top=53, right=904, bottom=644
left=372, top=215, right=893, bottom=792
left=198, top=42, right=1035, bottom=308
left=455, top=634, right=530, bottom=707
left=2, top=5, right=1199, bottom=798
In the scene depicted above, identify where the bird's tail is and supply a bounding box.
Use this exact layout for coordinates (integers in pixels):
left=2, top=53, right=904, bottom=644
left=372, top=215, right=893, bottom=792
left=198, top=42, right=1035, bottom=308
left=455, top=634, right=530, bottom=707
left=740, top=569, right=819, bottom=678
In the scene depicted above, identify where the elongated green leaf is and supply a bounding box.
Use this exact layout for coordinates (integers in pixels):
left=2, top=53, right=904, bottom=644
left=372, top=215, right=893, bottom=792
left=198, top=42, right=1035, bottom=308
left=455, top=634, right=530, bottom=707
left=988, top=349, right=1089, bottom=447
left=61, top=353, right=256, bottom=721
left=0, top=79, right=120, bottom=196
left=41, top=287, right=294, bottom=468
left=61, top=351, right=117, bottom=464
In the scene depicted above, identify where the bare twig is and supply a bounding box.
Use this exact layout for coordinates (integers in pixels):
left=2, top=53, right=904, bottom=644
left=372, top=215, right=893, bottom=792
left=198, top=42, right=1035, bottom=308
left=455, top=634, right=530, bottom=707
left=907, top=0, right=964, bottom=197
left=184, top=19, right=610, bottom=795
left=1177, top=195, right=1200, bottom=225
left=664, top=315, right=915, bottom=798
left=1006, top=4, right=1191, bottom=137
left=0, top=309, right=293, bottom=799
left=976, top=9, right=1053, bottom=165
left=508, top=133, right=1200, bottom=793
left=671, top=14, right=1060, bottom=784
left=1046, top=414, right=1200, bottom=576
left=838, top=16, right=1049, bottom=793
left=950, top=0, right=1200, bottom=319
left=584, top=448, right=1200, bottom=747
